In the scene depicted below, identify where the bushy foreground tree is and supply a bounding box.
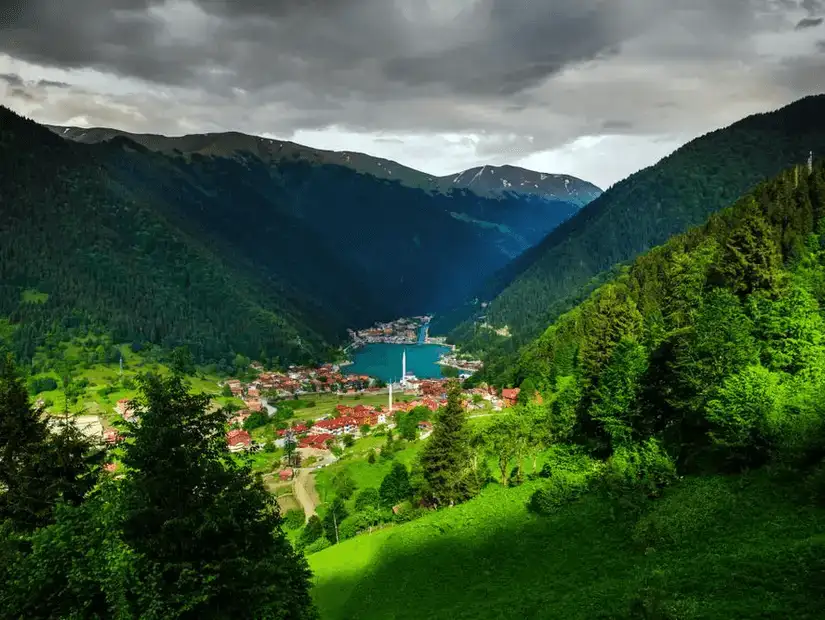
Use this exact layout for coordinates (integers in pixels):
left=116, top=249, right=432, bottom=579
left=0, top=363, right=318, bottom=620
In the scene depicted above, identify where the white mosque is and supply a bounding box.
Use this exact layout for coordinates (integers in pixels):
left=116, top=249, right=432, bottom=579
left=400, top=348, right=417, bottom=388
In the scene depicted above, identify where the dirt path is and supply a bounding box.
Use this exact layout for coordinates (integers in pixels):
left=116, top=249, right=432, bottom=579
left=293, top=468, right=321, bottom=522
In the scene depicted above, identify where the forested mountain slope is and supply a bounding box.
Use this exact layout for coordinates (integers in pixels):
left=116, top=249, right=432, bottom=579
left=0, top=108, right=342, bottom=365
left=1, top=107, right=587, bottom=365
left=451, top=94, right=825, bottom=351
left=309, top=159, right=825, bottom=620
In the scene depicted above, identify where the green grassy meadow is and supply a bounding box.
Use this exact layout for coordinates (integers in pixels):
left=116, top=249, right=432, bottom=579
left=314, top=440, right=425, bottom=506
left=309, top=470, right=825, bottom=619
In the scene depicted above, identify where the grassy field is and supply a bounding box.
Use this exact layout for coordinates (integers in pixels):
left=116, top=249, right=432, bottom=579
left=29, top=343, right=246, bottom=421
left=314, top=439, right=425, bottom=505
left=309, top=469, right=825, bottom=619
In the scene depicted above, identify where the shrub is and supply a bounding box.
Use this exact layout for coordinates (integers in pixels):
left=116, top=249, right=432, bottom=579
left=354, top=488, right=381, bottom=512
left=528, top=476, right=589, bottom=515
left=303, top=537, right=332, bottom=555
left=593, top=439, right=679, bottom=519
left=282, top=509, right=305, bottom=531
left=243, top=411, right=270, bottom=431
left=27, top=376, right=58, bottom=394
left=299, top=515, right=324, bottom=546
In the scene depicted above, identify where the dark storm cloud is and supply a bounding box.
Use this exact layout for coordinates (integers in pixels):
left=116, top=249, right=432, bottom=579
left=0, top=0, right=744, bottom=97
left=0, top=71, right=70, bottom=90
left=796, top=16, right=824, bottom=28
left=2, top=0, right=825, bottom=179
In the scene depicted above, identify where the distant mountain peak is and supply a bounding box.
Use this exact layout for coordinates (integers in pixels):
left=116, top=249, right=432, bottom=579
left=440, top=164, right=602, bottom=207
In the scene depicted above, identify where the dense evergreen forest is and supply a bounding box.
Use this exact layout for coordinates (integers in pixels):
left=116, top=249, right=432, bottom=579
left=0, top=107, right=580, bottom=366
left=487, top=158, right=825, bottom=474
left=447, top=94, right=825, bottom=360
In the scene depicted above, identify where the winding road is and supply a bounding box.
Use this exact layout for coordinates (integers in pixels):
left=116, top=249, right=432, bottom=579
left=294, top=468, right=320, bottom=522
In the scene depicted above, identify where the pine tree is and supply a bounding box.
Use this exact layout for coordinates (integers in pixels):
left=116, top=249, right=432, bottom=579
left=718, top=198, right=783, bottom=297
left=0, top=354, right=97, bottom=531
left=419, top=381, right=473, bottom=506
left=120, top=372, right=317, bottom=619
left=379, top=462, right=412, bottom=507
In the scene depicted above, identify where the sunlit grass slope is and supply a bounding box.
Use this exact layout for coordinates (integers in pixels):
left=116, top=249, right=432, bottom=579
left=309, top=471, right=825, bottom=619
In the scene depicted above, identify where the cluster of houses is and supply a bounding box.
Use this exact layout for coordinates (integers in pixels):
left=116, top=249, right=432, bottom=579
left=225, top=364, right=375, bottom=406
left=348, top=316, right=431, bottom=346
left=108, top=371, right=530, bottom=457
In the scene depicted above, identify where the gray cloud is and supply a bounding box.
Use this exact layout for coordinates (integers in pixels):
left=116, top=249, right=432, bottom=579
left=797, top=16, right=824, bottom=28
left=0, top=72, right=24, bottom=87
left=1, top=0, right=825, bottom=185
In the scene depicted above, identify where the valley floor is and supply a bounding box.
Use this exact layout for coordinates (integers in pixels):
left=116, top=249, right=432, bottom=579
left=309, top=470, right=825, bottom=619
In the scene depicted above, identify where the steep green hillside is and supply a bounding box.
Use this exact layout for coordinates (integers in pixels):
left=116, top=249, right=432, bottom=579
left=309, top=162, right=825, bottom=618
left=310, top=473, right=825, bottom=619
left=0, top=109, right=339, bottom=365
left=451, top=94, right=825, bottom=351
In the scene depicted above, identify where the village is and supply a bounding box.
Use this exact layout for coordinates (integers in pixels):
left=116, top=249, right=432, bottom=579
left=214, top=367, right=524, bottom=455
left=347, top=315, right=432, bottom=347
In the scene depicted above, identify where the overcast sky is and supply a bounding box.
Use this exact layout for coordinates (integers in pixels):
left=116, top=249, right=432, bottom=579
left=2, top=0, right=824, bottom=188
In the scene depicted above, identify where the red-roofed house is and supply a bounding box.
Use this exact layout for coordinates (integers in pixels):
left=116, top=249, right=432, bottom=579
left=277, top=423, right=308, bottom=438
left=279, top=468, right=294, bottom=481
left=245, top=398, right=263, bottom=412
left=299, top=433, right=335, bottom=450
left=229, top=410, right=252, bottom=428
left=104, top=462, right=117, bottom=474
left=227, top=429, right=252, bottom=452
left=502, top=388, right=521, bottom=407
left=116, top=399, right=136, bottom=421
left=103, top=429, right=123, bottom=445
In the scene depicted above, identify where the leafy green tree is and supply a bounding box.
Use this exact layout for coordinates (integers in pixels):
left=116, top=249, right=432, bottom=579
left=578, top=283, right=644, bottom=385
left=354, top=488, right=381, bottom=512
left=283, top=509, right=306, bottom=531
left=419, top=381, right=474, bottom=506
left=440, top=365, right=459, bottom=379
left=379, top=462, right=412, bottom=508
left=331, top=470, right=357, bottom=500
left=397, top=405, right=430, bottom=441
left=589, top=338, right=649, bottom=447
left=300, top=515, right=324, bottom=547
left=342, top=434, right=356, bottom=448
left=0, top=484, right=132, bottom=619
left=705, top=365, right=783, bottom=469
left=170, top=345, right=195, bottom=376
left=485, top=417, right=517, bottom=486
left=284, top=435, right=298, bottom=468
left=749, top=285, right=825, bottom=375
left=517, top=377, right=536, bottom=405
left=120, top=373, right=317, bottom=619
left=322, top=497, right=348, bottom=544
left=243, top=410, right=270, bottom=431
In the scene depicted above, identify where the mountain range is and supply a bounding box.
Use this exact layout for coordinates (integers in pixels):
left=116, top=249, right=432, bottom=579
left=1, top=107, right=598, bottom=365
left=47, top=125, right=601, bottom=205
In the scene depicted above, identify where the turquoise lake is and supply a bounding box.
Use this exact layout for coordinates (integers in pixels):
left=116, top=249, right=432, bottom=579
left=344, top=343, right=451, bottom=383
